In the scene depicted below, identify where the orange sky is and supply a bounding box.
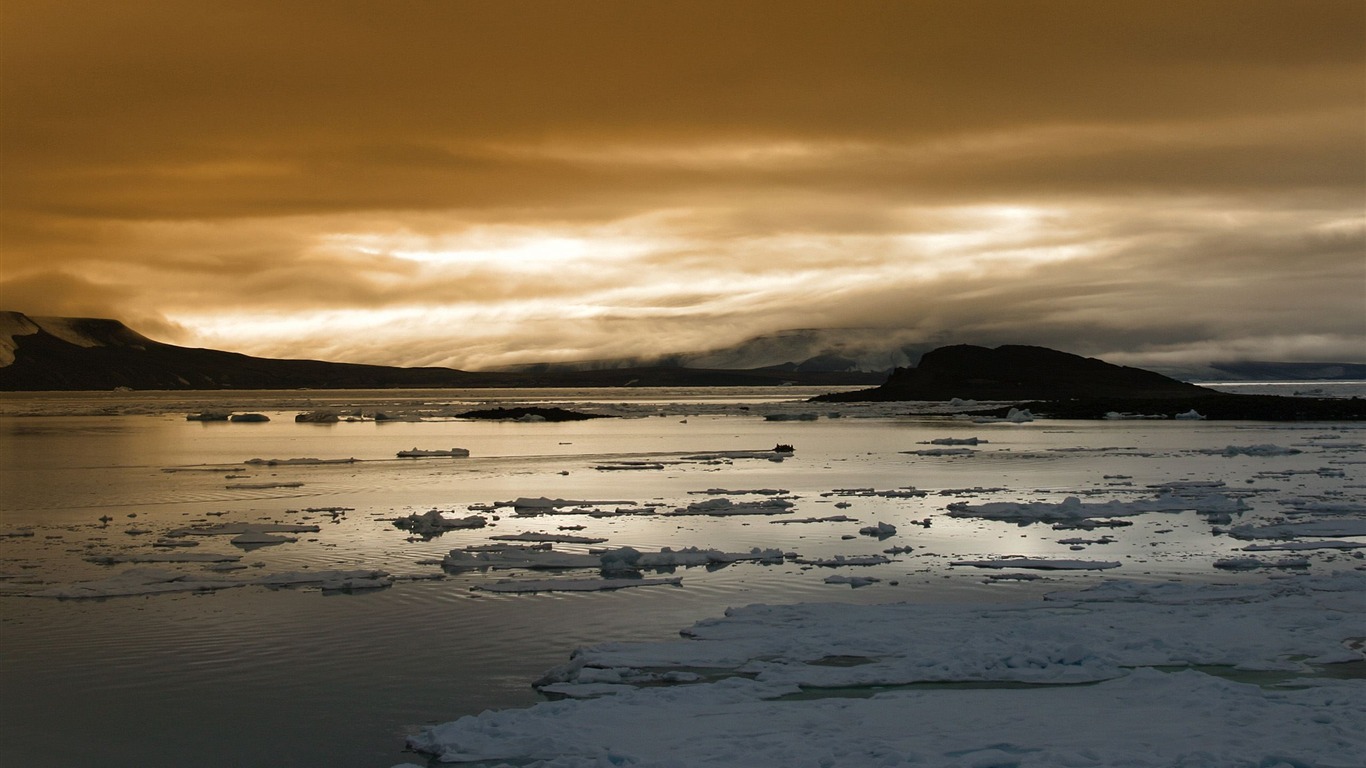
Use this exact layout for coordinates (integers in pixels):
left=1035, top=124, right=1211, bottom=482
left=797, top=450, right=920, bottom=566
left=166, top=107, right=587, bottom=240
left=2, top=0, right=1362, bottom=370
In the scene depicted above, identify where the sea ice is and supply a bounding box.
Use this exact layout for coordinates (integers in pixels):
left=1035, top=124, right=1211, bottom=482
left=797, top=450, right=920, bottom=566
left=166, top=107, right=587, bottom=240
left=794, top=554, right=891, bottom=567
left=472, top=577, right=682, bottom=594
left=244, top=457, right=355, bottom=465
left=1202, top=444, right=1303, bottom=457
left=393, top=510, right=487, bottom=536
left=857, top=522, right=897, bottom=538
left=488, top=532, right=610, bottom=544
left=1226, top=520, right=1366, bottom=539
left=947, top=491, right=1245, bottom=524
left=1213, top=556, right=1311, bottom=570
left=230, top=531, right=297, bottom=546
left=85, top=552, right=241, bottom=564
left=441, top=549, right=603, bottom=570
left=823, top=574, right=880, bottom=587
left=952, top=557, right=1121, bottom=570
left=408, top=573, right=1366, bottom=766
left=25, top=567, right=392, bottom=598
left=665, top=498, right=796, bottom=516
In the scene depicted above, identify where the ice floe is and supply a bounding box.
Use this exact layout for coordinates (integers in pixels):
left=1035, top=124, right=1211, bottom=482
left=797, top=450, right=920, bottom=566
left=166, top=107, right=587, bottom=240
left=947, top=491, right=1245, bottom=524
left=392, top=510, right=487, bottom=536
left=396, top=447, right=470, bottom=458
left=1225, top=520, right=1366, bottom=539
left=1213, top=556, right=1311, bottom=570
left=472, top=577, right=682, bottom=594
left=665, top=498, right=796, bottom=516
left=1202, top=444, right=1304, bottom=457
left=25, top=567, right=392, bottom=598
left=442, top=549, right=603, bottom=570
left=793, top=554, right=891, bottom=567
left=85, top=552, right=241, bottom=564
left=952, top=557, right=1122, bottom=570
left=488, top=532, right=610, bottom=544
left=407, top=572, right=1366, bottom=766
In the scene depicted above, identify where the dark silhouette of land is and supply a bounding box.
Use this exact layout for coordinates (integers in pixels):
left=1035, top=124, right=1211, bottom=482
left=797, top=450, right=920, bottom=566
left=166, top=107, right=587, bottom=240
left=816, top=344, right=1365, bottom=421
left=0, top=312, right=881, bottom=391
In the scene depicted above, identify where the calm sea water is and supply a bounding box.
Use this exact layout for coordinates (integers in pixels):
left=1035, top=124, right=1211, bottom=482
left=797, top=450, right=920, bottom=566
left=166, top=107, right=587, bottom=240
left=2, top=386, right=1362, bottom=767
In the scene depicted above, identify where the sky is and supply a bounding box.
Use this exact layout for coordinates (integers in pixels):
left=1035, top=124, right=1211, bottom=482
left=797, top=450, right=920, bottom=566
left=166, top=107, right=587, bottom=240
left=2, top=0, right=1363, bottom=371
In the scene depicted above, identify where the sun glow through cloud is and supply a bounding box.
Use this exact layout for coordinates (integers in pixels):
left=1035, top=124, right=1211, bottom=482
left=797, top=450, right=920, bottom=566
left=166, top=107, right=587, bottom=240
left=2, top=1, right=1361, bottom=371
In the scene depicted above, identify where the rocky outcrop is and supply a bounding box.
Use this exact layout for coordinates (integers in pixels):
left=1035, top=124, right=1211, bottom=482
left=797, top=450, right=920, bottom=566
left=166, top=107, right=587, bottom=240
left=818, top=344, right=1210, bottom=402
left=815, top=344, right=1365, bottom=421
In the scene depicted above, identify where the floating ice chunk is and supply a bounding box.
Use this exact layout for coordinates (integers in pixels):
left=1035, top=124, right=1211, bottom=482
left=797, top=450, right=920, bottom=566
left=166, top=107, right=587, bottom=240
left=972, top=407, right=1034, bottom=424
left=472, top=577, right=682, bottom=593
left=823, top=487, right=925, bottom=498
left=488, top=532, right=609, bottom=544
left=1213, top=557, right=1311, bottom=570
left=903, top=447, right=975, bottom=456
left=25, top=567, right=391, bottom=598
left=948, top=492, right=1245, bottom=524
left=594, top=462, right=665, bottom=471
left=1225, top=520, right=1366, bottom=539
left=169, top=523, right=321, bottom=536
left=690, top=488, right=789, bottom=496
left=1201, top=444, right=1303, bottom=457
left=294, top=411, right=339, bottom=423
left=1103, top=411, right=1166, bottom=420
left=680, top=450, right=789, bottom=462
left=795, top=555, right=891, bottom=567
left=952, top=557, right=1121, bottom=570
left=442, top=549, right=603, bottom=570
left=230, top=531, right=297, bottom=547
left=1056, top=536, right=1117, bottom=546
left=823, top=575, right=880, bottom=587
left=771, top=515, right=858, bottom=524
left=393, top=510, right=487, bottom=536
left=500, top=497, right=635, bottom=514
left=665, top=498, right=796, bottom=516
left=253, top=569, right=392, bottom=590
left=1242, top=540, right=1366, bottom=551
left=396, top=447, right=470, bottom=458
left=228, top=413, right=269, bottom=422
left=185, top=411, right=230, bottom=421
left=1276, top=498, right=1366, bottom=515
left=1174, top=409, right=1206, bottom=419
left=599, top=546, right=787, bottom=570
left=244, top=457, right=355, bottom=465
left=925, top=436, right=986, bottom=445
left=85, top=552, right=241, bottom=564
left=858, top=522, right=897, bottom=538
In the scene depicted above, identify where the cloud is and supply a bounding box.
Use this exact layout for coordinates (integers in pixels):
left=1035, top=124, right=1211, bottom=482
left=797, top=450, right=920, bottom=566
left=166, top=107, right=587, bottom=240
left=0, top=1, right=1362, bottom=370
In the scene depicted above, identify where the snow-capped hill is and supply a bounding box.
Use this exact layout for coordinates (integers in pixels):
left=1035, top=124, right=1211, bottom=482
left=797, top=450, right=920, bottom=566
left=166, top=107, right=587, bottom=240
left=0, top=311, right=155, bottom=366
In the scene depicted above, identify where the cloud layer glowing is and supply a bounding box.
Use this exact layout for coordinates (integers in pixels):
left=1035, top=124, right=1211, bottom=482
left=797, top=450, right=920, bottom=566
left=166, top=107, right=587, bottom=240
left=2, top=1, right=1362, bottom=370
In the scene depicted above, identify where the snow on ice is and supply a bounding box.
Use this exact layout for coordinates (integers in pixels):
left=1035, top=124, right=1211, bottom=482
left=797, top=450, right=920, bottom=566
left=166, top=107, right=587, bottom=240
left=405, top=572, right=1366, bottom=767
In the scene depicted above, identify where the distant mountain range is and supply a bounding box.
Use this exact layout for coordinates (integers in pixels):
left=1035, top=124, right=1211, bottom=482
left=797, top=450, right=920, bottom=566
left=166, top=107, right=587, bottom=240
left=0, top=312, right=883, bottom=391
left=506, top=327, right=1366, bottom=383
left=2, top=311, right=1361, bottom=393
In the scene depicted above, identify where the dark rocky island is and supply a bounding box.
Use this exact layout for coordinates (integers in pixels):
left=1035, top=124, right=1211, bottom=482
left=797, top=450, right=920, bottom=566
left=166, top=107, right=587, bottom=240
left=816, top=344, right=1364, bottom=421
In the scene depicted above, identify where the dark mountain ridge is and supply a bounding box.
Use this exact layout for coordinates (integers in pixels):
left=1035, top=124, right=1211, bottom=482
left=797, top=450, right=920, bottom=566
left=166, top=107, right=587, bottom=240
left=0, top=312, right=881, bottom=391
